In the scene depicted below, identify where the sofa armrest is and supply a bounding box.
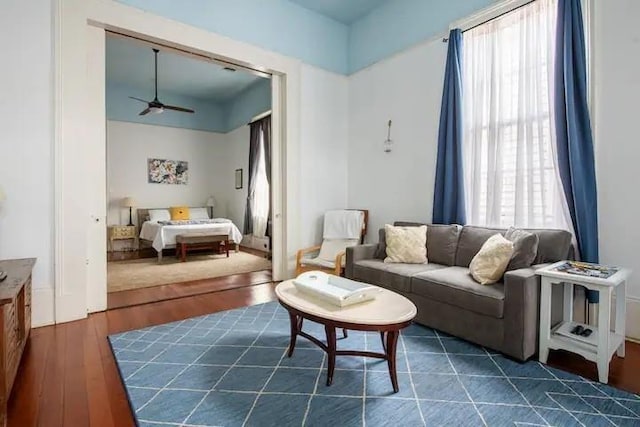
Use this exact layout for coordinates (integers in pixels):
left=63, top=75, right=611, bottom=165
left=345, top=244, right=377, bottom=278
left=502, top=264, right=551, bottom=361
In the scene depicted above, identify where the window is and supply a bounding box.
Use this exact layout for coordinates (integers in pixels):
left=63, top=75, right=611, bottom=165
left=462, top=0, right=573, bottom=231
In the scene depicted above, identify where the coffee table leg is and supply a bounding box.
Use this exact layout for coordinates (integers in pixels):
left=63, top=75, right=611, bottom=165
left=287, top=313, right=301, bottom=357
left=181, top=243, right=186, bottom=262
left=385, top=330, right=400, bottom=393
left=325, top=325, right=337, bottom=386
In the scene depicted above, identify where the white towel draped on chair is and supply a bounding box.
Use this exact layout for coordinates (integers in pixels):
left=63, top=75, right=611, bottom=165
left=323, top=210, right=364, bottom=240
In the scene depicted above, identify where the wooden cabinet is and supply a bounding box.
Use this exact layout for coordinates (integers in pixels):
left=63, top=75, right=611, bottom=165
left=108, top=225, right=138, bottom=251
left=0, top=258, right=34, bottom=425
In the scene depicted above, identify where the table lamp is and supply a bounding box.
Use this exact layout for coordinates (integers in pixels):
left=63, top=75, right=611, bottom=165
left=121, top=196, right=136, bottom=226
left=206, top=196, right=216, bottom=219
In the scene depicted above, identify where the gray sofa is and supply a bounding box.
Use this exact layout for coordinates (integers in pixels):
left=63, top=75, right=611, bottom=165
left=345, top=222, right=572, bottom=361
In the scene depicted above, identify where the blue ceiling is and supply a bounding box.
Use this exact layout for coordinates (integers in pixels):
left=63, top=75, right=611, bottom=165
left=106, top=36, right=266, bottom=102
left=288, top=0, right=387, bottom=24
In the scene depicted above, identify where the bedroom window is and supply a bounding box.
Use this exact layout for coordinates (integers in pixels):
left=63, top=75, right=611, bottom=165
left=251, top=127, right=270, bottom=238
left=462, top=0, right=572, bottom=231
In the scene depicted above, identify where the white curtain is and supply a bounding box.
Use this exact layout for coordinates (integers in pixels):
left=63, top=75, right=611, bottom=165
left=462, top=0, right=573, bottom=232
left=251, top=128, right=270, bottom=238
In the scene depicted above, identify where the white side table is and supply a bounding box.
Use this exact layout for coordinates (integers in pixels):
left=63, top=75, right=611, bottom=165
left=536, top=261, right=630, bottom=383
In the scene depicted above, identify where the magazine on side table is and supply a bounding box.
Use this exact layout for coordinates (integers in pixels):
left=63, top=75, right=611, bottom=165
left=550, top=261, right=619, bottom=279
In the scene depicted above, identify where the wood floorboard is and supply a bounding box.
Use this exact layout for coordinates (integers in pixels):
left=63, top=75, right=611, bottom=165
left=107, top=270, right=272, bottom=310
left=7, top=281, right=640, bottom=426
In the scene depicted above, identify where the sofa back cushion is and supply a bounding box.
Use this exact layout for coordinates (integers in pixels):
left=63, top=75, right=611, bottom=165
left=393, top=222, right=460, bottom=266
left=455, top=225, right=573, bottom=267
left=455, top=226, right=505, bottom=267
left=524, top=228, right=573, bottom=263
left=374, top=228, right=387, bottom=259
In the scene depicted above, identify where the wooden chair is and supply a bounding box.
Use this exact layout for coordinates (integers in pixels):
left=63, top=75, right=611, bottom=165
left=295, top=210, right=368, bottom=277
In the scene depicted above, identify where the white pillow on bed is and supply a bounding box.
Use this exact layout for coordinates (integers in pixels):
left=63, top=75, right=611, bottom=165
left=148, top=209, right=170, bottom=222
left=190, top=207, right=210, bottom=220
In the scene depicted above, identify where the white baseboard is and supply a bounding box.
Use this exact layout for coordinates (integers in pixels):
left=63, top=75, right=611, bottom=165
left=625, top=297, right=640, bottom=341
left=32, top=287, right=55, bottom=328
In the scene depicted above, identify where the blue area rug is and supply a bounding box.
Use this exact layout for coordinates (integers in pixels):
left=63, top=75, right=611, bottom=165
left=109, top=301, right=640, bottom=426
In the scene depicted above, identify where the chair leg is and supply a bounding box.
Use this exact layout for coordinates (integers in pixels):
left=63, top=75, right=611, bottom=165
left=342, top=329, right=348, bottom=339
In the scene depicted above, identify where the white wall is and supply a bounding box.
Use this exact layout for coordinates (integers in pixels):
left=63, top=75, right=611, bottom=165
left=347, top=39, right=446, bottom=241
left=106, top=121, right=228, bottom=241
left=593, top=0, right=640, bottom=336
left=221, top=125, right=250, bottom=232
left=299, top=64, right=349, bottom=247
left=0, top=0, right=55, bottom=326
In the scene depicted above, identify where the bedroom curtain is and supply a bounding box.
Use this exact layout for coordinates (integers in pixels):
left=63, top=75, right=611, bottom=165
left=243, top=122, right=261, bottom=235
left=462, top=0, right=574, bottom=233
left=432, top=28, right=466, bottom=225
left=244, top=116, right=271, bottom=239
left=554, top=0, right=599, bottom=302
left=261, top=117, right=272, bottom=238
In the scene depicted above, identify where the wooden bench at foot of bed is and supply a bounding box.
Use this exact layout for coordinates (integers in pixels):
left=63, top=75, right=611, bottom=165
left=175, top=232, right=230, bottom=262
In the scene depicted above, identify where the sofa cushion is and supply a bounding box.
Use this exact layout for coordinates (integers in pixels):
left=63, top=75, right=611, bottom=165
left=352, top=259, right=446, bottom=293
left=374, top=228, right=387, bottom=259
left=469, top=234, right=514, bottom=285
left=524, top=228, right=572, bottom=264
left=384, top=224, right=428, bottom=264
left=455, top=226, right=505, bottom=267
left=411, top=266, right=505, bottom=318
left=505, top=227, right=539, bottom=270
left=394, top=222, right=461, bottom=266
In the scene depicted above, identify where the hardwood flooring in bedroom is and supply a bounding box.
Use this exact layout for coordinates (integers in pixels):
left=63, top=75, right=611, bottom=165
left=107, top=269, right=272, bottom=309
left=8, top=282, right=640, bottom=426
left=107, top=246, right=272, bottom=309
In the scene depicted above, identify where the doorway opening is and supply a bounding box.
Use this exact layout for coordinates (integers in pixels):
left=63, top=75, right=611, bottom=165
left=103, top=33, right=275, bottom=309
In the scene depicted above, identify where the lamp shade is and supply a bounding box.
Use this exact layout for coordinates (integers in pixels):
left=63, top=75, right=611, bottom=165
left=206, top=196, right=216, bottom=207
left=121, top=196, right=136, bottom=207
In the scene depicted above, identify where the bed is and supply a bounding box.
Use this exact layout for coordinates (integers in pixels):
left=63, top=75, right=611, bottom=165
left=137, top=208, right=243, bottom=262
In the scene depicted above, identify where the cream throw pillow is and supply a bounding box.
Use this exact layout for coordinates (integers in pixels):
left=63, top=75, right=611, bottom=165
left=469, top=234, right=515, bottom=285
left=384, top=224, right=427, bottom=264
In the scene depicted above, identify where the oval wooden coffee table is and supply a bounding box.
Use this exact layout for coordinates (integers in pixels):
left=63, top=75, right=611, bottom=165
left=275, top=280, right=417, bottom=393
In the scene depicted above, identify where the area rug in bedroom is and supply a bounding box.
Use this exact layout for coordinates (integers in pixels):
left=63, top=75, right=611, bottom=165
left=107, top=251, right=272, bottom=292
left=109, top=302, right=640, bottom=427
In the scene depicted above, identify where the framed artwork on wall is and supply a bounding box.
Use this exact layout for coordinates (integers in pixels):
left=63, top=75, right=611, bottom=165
left=235, top=168, right=243, bottom=189
left=148, top=158, right=189, bottom=185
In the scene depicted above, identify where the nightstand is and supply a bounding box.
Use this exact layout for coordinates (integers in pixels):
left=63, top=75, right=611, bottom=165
left=108, top=225, right=138, bottom=251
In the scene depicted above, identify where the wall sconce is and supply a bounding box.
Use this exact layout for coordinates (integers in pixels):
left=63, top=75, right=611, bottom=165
left=384, top=120, right=393, bottom=153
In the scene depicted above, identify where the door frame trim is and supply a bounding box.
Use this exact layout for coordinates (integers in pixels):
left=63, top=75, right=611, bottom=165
left=55, top=0, right=300, bottom=323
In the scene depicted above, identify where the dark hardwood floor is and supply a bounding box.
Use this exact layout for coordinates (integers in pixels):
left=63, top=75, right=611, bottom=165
left=8, top=282, right=640, bottom=426
left=106, top=245, right=272, bottom=309
left=107, top=270, right=272, bottom=310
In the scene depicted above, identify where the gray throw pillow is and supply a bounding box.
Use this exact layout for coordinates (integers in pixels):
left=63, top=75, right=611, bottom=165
left=374, top=228, right=387, bottom=259
left=504, top=227, right=539, bottom=270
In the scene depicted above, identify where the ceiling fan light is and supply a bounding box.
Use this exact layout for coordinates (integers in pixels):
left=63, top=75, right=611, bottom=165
left=149, top=106, right=164, bottom=114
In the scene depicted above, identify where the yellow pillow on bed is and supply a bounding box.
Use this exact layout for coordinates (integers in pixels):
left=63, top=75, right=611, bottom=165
left=169, top=206, right=190, bottom=220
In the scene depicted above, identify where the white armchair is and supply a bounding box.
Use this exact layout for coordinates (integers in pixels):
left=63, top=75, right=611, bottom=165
left=295, top=210, right=368, bottom=276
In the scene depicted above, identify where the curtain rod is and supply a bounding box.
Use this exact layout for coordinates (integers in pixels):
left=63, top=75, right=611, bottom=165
left=248, top=110, right=272, bottom=125
left=442, top=0, right=537, bottom=42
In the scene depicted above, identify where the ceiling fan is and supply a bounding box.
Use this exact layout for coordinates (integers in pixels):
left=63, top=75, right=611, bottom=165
left=129, top=48, right=195, bottom=116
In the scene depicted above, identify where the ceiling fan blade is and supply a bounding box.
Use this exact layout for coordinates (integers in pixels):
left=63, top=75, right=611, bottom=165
left=163, top=105, right=195, bottom=114
left=139, top=108, right=151, bottom=116
left=129, top=96, right=151, bottom=103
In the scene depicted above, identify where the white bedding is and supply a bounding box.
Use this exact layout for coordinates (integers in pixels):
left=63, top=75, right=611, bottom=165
left=140, top=220, right=243, bottom=252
